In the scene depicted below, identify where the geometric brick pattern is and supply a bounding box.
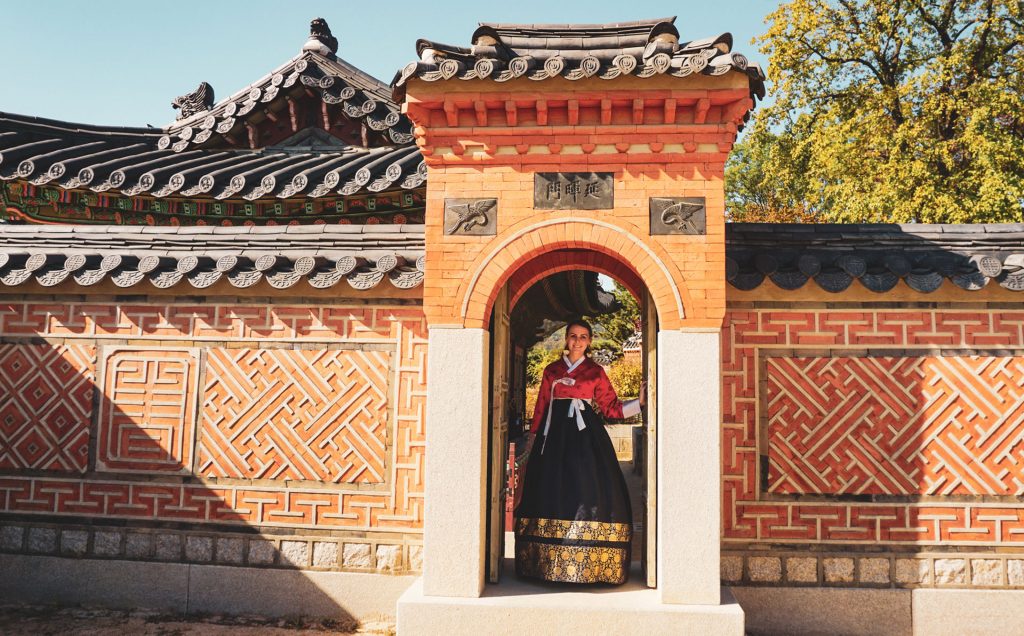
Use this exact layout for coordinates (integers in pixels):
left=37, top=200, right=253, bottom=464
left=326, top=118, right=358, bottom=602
left=723, top=310, right=1024, bottom=546
left=767, top=355, right=1024, bottom=497
left=0, top=302, right=426, bottom=533
left=0, top=344, right=95, bottom=473
left=199, top=349, right=390, bottom=483
left=96, top=348, right=199, bottom=474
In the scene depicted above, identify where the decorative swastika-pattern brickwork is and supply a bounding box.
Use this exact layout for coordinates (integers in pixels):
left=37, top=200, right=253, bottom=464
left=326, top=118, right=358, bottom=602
left=767, top=355, right=1024, bottom=497
left=0, top=344, right=95, bottom=473
left=97, top=349, right=199, bottom=474
left=0, top=303, right=421, bottom=344
left=199, top=349, right=391, bottom=483
left=0, top=301, right=426, bottom=534
left=723, top=309, right=1024, bottom=546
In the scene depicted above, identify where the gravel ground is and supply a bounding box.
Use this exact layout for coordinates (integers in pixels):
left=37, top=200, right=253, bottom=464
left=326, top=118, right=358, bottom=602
left=0, top=605, right=395, bottom=635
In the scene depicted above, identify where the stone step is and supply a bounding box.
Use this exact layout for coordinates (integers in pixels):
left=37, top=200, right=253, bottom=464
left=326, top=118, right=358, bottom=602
left=397, top=560, right=744, bottom=636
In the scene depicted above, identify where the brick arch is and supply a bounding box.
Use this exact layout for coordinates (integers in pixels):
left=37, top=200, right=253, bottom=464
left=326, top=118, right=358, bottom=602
left=458, top=217, right=690, bottom=329
left=507, top=249, right=645, bottom=313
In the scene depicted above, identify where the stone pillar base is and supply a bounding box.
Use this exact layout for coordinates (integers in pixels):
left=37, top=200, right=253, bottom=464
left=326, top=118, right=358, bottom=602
left=397, top=577, right=744, bottom=636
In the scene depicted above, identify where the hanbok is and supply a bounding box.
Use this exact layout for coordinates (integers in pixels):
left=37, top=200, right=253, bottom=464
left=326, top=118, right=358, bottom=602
left=514, top=355, right=640, bottom=584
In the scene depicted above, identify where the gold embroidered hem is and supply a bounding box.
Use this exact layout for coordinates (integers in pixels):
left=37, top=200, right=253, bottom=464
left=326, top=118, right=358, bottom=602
left=514, top=515, right=632, bottom=584
left=514, top=517, right=632, bottom=543
left=514, top=539, right=629, bottom=584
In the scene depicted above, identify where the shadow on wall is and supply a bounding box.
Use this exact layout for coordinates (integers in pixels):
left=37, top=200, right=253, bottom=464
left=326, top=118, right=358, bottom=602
left=0, top=336, right=415, bottom=621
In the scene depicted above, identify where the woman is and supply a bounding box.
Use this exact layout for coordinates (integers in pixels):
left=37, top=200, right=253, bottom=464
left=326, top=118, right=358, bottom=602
left=514, top=319, right=644, bottom=585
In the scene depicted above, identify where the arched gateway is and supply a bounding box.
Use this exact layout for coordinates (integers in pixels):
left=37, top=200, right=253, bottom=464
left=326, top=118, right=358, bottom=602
left=395, top=17, right=760, bottom=633
left=3, top=14, right=1024, bottom=636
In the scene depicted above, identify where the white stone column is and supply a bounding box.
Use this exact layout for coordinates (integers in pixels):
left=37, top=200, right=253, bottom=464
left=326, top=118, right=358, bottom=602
left=422, top=327, right=490, bottom=597
left=658, top=328, right=722, bottom=605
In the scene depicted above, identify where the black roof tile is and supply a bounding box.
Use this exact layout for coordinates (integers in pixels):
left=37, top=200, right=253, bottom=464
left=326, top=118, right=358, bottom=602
left=0, top=20, right=421, bottom=204
left=726, top=223, right=1024, bottom=294
left=393, top=16, right=765, bottom=103
left=0, top=111, right=423, bottom=201
left=0, top=224, right=425, bottom=292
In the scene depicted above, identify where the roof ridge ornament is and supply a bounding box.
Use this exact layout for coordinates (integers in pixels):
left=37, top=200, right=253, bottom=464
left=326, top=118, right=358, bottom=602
left=304, top=17, right=338, bottom=55
left=172, top=82, right=215, bottom=121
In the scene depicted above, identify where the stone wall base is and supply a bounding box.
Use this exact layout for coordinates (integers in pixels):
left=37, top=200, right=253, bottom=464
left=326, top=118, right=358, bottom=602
left=722, top=549, right=1024, bottom=588
left=0, top=553, right=414, bottom=624
left=733, top=586, right=1024, bottom=636
left=0, top=519, right=421, bottom=575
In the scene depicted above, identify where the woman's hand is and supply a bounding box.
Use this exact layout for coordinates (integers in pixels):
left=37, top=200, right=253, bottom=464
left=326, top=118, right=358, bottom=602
left=639, top=381, right=648, bottom=408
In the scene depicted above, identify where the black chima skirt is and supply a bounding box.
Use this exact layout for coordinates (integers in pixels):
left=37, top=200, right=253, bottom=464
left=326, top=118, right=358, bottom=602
left=514, top=399, right=632, bottom=584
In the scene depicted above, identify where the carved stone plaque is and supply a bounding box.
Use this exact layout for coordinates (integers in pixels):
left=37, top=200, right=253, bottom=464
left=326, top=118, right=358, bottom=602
left=444, top=198, right=497, bottom=235
left=650, top=197, right=706, bottom=235
left=533, top=172, right=613, bottom=210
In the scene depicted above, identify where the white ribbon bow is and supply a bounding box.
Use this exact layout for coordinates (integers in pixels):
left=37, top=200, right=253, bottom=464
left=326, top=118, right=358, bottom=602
left=566, top=398, right=588, bottom=432
left=541, top=378, right=587, bottom=454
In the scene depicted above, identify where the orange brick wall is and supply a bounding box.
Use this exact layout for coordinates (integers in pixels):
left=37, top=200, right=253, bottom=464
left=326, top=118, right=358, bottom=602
left=403, top=74, right=752, bottom=330
left=723, top=307, right=1024, bottom=547
left=0, top=301, right=425, bottom=537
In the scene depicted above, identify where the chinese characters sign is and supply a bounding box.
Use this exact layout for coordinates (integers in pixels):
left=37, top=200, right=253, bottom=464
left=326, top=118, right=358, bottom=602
left=533, top=172, right=613, bottom=210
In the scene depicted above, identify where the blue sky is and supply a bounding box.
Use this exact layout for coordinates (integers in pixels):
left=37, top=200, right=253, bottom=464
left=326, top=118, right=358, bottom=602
left=0, top=1, right=775, bottom=127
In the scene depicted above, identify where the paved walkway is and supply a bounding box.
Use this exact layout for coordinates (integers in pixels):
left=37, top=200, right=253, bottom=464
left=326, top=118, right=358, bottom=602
left=0, top=605, right=394, bottom=635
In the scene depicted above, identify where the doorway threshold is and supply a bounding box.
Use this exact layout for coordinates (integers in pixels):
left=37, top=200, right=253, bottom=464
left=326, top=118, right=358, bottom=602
left=396, top=558, right=744, bottom=635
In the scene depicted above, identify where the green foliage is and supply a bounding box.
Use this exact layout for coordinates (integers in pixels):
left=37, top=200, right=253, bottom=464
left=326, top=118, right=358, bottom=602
left=727, top=126, right=819, bottom=222
left=589, top=337, right=618, bottom=355
left=607, top=359, right=643, bottom=399
left=526, top=345, right=562, bottom=385
left=730, top=0, right=1024, bottom=223
left=586, top=282, right=641, bottom=357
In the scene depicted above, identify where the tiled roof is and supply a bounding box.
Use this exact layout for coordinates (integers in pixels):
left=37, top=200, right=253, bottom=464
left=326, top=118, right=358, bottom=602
left=0, top=224, right=425, bottom=291
left=393, top=17, right=765, bottom=102
left=622, top=332, right=642, bottom=351
left=726, top=223, right=1024, bottom=293
left=0, top=19, right=423, bottom=203
left=3, top=222, right=1024, bottom=294
left=164, top=50, right=414, bottom=152
left=0, top=113, right=423, bottom=200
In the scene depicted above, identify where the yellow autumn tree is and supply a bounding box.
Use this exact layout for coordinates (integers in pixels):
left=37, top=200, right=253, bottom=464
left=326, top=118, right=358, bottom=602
left=728, top=0, right=1024, bottom=223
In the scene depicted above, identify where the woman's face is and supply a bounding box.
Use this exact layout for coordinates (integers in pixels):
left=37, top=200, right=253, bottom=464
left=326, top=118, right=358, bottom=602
left=565, top=325, right=591, bottom=359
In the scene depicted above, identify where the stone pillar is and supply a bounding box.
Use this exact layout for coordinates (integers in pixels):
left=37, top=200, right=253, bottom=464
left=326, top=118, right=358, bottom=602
left=422, top=327, right=489, bottom=597
left=658, top=328, right=722, bottom=605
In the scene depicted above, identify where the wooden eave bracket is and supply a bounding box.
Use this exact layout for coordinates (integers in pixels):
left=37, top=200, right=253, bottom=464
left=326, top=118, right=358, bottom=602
left=504, top=101, right=518, bottom=127
left=567, top=100, right=579, bottom=126
left=321, top=102, right=332, bottom=130
left=443, top=100, right=459, bottom=127
left=694, top=98, right=711, bottom=125
left=663, top=98, right=677, bottom=124
left=287, top=97, right=300, bottom=133
left=246, top=122, right=259, bottom=149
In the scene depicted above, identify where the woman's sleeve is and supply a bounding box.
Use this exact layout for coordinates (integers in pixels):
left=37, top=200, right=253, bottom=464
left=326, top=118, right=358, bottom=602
left=593, top=366, right=641, bottom=420
left=529, top=368, right=553, bottom=434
